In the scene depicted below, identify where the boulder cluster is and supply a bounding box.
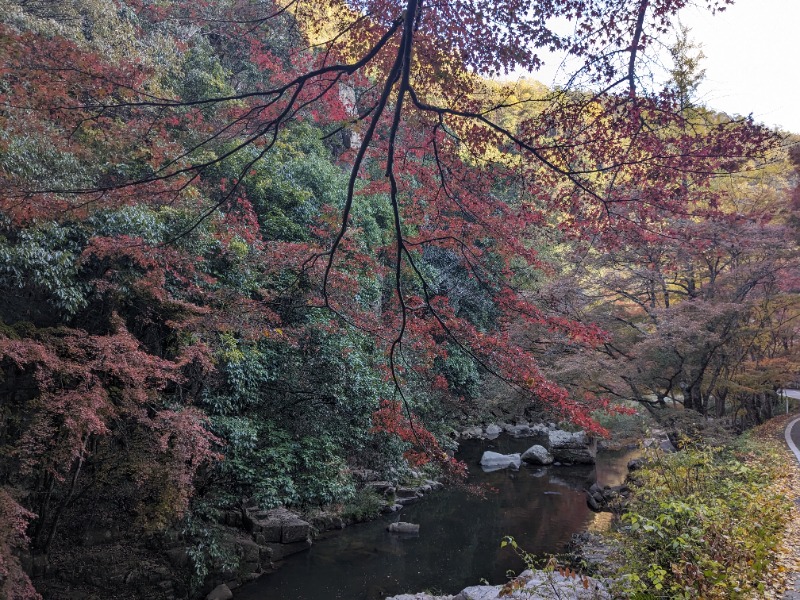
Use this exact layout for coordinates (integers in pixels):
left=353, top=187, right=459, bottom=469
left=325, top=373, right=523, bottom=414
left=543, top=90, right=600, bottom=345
left=475, top=424, right=598, bottom=471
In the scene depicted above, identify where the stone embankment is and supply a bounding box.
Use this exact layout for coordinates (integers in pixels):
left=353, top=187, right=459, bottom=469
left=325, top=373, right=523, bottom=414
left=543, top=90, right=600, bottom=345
left=193, top=469, right=446, bottom=598
left=350, top=468, right=445, bottom=512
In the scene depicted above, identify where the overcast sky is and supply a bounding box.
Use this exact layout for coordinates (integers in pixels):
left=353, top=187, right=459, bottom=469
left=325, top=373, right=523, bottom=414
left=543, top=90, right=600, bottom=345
left=679, top=0, right=800, bottom=133
left=512, top=0, right=799, bottom=134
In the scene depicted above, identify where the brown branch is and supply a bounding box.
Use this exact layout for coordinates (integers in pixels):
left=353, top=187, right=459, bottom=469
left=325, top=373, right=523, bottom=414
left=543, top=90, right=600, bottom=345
left=627, top=0, right=650, bottom=97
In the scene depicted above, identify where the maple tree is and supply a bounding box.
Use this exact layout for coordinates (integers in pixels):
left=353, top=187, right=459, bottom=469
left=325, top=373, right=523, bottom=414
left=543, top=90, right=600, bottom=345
left=526, top=34, right=799, bottom=426
left=0, top=0, right=794, bottom=594
left=541, top=195, right=798, bottom=423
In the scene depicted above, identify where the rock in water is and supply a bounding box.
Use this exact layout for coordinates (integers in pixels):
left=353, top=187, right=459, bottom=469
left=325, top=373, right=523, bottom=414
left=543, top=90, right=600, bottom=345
left=479, top=451, right=521, bottom=471
left=521, top=444, right=554, bottom=465
left=547, top=429, right=589, bottom=448
left=505, top=423, right=532, bottom=437
left=547, top=430, right=596, bottom=464
left=461, top=426, right=484, bottom=439
left=387, top=522, right=420, bottom=534
left=484, top=424, right=503, bottom=439
left=206, top=584, right=233, bottom=600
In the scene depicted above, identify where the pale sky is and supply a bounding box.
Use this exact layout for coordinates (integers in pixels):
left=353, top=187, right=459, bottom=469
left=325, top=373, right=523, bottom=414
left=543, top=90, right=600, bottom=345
left=679, top=0, right=800, bottom=133
left=512, top=0, right=800, bottom=134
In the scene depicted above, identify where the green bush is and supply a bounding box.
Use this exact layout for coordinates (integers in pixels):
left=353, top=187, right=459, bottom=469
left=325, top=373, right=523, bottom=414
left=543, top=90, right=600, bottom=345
left=341, top=488, right=384, bottom=523
left=615, top=436, right=791, bottom=599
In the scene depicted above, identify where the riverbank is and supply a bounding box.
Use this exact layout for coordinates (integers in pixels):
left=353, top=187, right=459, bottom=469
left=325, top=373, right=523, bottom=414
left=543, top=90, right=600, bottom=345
left=588, top=415, right=800, bottom=599
left=40, top=408, right=794, bottom=600
left=22, top=406, right=796, bottom=600
left=25, top=420, right=608, bottom=600
left=230, top=436, right=635, bottom=600
left=382, top=412, right=800, bottom=600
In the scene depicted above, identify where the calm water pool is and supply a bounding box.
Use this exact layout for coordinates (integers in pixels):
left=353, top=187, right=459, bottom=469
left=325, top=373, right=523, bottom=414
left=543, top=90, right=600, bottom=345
left=235, top=435, right=635, bottom=600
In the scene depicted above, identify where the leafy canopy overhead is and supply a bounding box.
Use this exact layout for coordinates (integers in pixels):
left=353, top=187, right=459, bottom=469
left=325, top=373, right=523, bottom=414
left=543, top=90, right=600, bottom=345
left=0, top=0, right=773, bottom=431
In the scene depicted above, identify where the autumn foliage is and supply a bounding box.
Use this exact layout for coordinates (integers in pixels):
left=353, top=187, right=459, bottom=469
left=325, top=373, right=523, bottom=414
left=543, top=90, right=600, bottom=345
left=0, top=0, right=797, bottom=594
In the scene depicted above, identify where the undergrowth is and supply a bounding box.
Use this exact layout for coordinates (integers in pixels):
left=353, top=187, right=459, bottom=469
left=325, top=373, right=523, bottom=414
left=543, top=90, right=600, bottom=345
left=612, top=433, right=792, bottom=599
left=341, top=487, right=384, bottom=523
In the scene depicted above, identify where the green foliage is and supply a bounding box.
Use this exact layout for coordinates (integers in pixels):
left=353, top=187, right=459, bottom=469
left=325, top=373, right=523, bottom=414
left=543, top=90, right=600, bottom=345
left=201, top=326, right=396, bottom=508
left=87, top=205, right=166, bottom=244
left=436, top=342, right=481, bottom=397
left=211, top=417, right=355, bottom=508
left=421, top=245, right=498, bottom=332
left=178, top=38, right=235, bottom=102
left=615, top=437, right=791, bottom=599
left=341, top=487, right=384, bottom=523
left=207, top=123, right=347, bottom=242
left=0, top=221, right=88, bottom=316
left=347, top=188, right=395, bottom=252
left=182, top=508, right=239, bottom=593
left=0, top=133, right=90, bottom=189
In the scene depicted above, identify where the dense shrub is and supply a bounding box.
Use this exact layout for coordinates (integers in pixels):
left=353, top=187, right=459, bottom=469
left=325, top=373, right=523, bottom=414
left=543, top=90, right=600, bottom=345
left=615, top=435, right=791, bottom=599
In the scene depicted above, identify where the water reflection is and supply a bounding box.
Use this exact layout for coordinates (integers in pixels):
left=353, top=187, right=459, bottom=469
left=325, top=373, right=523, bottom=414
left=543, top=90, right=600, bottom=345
left=235, top=436, right=636, bottom=600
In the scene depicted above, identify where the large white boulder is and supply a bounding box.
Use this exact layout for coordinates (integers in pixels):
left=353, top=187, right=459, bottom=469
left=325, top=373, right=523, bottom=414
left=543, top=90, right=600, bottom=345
left=206, top=584, right=233, bottom=600
left=548, top=429, right=589, bottom=448
left=454, top=586, right=504, bottom=600
left=547, top=430, right=596, bottom=464
left=479, top=451, right=521, bottom=471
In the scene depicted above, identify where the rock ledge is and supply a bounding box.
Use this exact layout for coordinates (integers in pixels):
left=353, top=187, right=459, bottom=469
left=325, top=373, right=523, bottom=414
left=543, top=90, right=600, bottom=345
left=386, top=568, right=611, bottom=600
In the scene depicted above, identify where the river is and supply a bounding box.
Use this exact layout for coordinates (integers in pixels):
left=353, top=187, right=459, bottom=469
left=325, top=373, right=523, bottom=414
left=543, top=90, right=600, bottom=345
left=235, top=434, right=636, bottom=600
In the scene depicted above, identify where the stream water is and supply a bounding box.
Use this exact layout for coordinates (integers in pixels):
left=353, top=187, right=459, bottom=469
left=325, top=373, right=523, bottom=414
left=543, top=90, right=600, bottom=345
left=236, top=435, right=637, bottom=600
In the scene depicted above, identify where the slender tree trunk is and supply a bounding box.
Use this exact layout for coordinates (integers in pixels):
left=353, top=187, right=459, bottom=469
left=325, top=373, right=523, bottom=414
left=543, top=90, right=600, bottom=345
left=715, top=389, right=728, bottom=418
left=41, top=437, right=87, bottom=554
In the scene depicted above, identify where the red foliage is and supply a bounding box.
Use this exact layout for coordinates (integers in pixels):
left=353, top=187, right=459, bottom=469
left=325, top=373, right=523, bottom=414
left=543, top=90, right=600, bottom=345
left=0, top=490, right=40, bottom=600
left=0, top=318, right=220, bottom=522
left=371, top=400, right=466, bottom=480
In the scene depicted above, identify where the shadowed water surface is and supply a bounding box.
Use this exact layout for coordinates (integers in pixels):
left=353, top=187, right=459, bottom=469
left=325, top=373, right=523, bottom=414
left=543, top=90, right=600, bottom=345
left=236, top=436, right=636, bottom=600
